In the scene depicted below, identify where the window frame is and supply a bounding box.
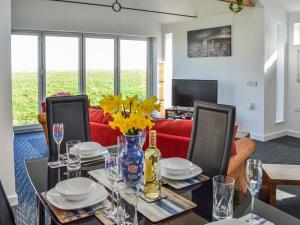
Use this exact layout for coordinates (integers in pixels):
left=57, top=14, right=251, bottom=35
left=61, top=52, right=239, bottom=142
left=11, top=29, right=154, bottom=131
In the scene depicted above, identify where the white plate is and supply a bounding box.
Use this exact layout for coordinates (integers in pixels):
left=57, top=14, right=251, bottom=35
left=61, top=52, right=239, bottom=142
left=78, top=142, right=101, bottom=156
left=161, top=158, right=193, bottom=176
left=46, top=183, right=108, bottom=210
left=75, top=146, right=108, bottom=159
left=161, top=164, right=203, bottom=180
left=55, top=177, right=96, bottom=201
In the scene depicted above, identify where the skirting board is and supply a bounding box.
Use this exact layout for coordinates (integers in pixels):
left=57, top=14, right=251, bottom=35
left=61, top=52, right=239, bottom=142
left=251, top=130, right=300, bottom=142
left=8, top=194, right=18, bottom=206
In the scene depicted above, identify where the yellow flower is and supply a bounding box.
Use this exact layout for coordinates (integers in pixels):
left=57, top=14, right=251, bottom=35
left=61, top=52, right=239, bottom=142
left=123, top=95, right=138, bottom=113
left=138, top=96, right=160, bottom=114
left=99, top=94, right=157, bottom=134
left=99, top=94, right=122, bottom=114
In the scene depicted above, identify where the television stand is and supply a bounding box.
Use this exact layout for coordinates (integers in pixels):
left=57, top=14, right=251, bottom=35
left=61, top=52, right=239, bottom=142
left=165, top=107, right=193, bottom=120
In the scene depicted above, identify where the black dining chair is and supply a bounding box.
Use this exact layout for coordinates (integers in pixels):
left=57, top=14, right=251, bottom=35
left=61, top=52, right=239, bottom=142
left=46, top=95, right=91, bottom=161
left=0, top=181, right=16, bottom=225
left=187, top=101, right=236, bottom=220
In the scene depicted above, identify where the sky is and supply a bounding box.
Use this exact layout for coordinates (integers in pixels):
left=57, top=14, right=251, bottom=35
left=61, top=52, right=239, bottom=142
left=11, top=35, right=147, bottom=72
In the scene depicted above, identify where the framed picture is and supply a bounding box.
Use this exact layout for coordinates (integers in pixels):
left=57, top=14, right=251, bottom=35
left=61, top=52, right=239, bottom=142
left=188, top=25, right=232, bottom=58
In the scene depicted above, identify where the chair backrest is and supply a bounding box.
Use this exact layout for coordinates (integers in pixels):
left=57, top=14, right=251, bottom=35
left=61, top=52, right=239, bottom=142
left=46, top=95, right=91, bottom=160
left=187, top=101, right=236, bottom=178
left=0, top=181, right=16, bottom=225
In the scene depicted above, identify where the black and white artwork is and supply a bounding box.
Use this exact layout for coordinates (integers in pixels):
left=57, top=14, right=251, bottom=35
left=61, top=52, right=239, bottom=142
left=187, top=25, right=232, bottom=58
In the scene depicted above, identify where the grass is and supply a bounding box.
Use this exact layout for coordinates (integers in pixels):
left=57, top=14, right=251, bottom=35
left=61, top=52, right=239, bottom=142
left=12, top=70, right=146, bottom=126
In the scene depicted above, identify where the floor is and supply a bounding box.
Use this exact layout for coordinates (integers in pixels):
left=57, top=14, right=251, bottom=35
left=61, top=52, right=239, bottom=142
left=13, top=132, right=300, bottom=225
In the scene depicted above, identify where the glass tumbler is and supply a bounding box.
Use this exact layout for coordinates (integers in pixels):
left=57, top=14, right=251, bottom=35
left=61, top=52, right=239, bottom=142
left=212, top=175, right=235, bottom=221
left=66, top=140, right=81, bottom=171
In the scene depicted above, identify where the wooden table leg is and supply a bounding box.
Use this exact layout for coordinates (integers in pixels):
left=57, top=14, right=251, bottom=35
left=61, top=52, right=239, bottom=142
left=269, top=184, right=276, bottom=207
left=36, top=197, right=45, bottom=225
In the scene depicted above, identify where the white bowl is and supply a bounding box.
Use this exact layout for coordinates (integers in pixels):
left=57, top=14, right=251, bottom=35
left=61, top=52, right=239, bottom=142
left=55, top=177, right=96, bottom=201
left=78, top=142, right=101, bottom=156
left=161, top=158, right=193, bottom=176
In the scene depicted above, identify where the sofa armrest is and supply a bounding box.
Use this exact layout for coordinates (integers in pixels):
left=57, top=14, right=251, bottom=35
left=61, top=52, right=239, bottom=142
left=227, top=138, right=256, bottom=193
left=228, top=138, right=256, bottom=174
left=37, top=113, right=48, bottom=142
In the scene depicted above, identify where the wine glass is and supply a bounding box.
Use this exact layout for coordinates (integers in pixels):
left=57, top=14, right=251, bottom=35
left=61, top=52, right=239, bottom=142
left=138, top=129, right=146, bottom=148
left=105, top=153, right=119, bottom=218
left=245, top=159, right=262, bottom=224
left=53, top=123, right=64, bottom=165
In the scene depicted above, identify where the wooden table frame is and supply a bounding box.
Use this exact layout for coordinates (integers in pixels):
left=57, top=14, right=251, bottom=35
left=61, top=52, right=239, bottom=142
left=261, top=164, right=300, bottom=207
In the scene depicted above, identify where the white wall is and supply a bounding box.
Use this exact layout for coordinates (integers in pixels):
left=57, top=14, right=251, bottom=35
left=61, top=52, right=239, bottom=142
left=12, top=0, right=162, bottom=59
left=163, top=8, right=266, bottom=138
left=261, top=0, right=288, bottom=141
left=0, top=0, right=18, bottom=205
left=287, top=12, right=300, bottom=138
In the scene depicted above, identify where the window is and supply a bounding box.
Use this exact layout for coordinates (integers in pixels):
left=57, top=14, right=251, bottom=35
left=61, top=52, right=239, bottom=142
left=120, top=39, right=148, bottom=99
left=293, top=23, right=300, bottom=46
left=11, top=31, right=153, bottom=129
left=85, top=37, right=115, bottom=105
left=11, top=34, right=39, bottom=126
left=275, top=24, right=286, bottom=123
left=45, top=36, right=80, bottom=96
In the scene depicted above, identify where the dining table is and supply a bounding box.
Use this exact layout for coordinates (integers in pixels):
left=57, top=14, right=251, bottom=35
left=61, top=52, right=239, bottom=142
left=25, top=147, right=300, bottom=225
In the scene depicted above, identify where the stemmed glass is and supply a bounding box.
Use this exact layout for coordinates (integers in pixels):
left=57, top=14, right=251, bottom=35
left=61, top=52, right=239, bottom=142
left=105, top=153, right=119, bottom=218
left=245, top=159, right=263, bottom=224
left=138, top=129, right=146, bottom=148
left=53, top=123, right=64, bottom=165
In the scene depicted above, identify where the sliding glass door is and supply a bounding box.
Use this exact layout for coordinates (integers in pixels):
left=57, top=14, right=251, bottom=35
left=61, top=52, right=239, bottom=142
left=120, top=39, right=148, bottom=99
left=11, top=31, right=152, bottom=129
left=11, top=34, right=39, bottom=126
left=45, top=36, right=80, bottom=96
left=85, top=37, right=115, bottom=105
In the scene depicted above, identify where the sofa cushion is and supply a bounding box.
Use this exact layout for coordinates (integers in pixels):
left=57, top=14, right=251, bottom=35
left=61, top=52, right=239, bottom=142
left=153, top=119, right=192, bottom=138
left=102, top=113, right=114, bottom=125
left=89, top=108, right=104, bottom=123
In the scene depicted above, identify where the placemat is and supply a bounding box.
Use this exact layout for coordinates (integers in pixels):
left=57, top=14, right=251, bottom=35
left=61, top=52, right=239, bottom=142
left=41, top=192, right=116, bottom=224
left=162, top=174, right=210, bottom=190
left=89, top=169, right=197, bottom=223
left=239, top=213, right=274, bottom=225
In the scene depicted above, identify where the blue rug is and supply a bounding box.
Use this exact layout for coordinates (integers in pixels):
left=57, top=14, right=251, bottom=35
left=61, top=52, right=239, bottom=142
left=14, top=132, right=48, bottom=225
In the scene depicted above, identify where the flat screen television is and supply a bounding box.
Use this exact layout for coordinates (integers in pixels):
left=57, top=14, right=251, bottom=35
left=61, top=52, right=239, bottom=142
left=172, top=79, right=218, bottom=107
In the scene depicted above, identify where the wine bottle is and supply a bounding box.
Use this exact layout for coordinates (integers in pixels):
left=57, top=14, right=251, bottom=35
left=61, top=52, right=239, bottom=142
left=144, top=130, right=161, bottom=199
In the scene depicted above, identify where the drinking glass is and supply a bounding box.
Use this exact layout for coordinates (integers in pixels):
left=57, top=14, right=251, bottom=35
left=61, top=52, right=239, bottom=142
left=53, top=123, right=64, bottom=164
left=117, top=135, right=125, bottom=156
left=66, top=140, right=81, bottom=171
left=117, top=186, right=139, bottom=225
left=105, top=153, right=119, bottom=217
left=245, top=159, right=263, bottom=224
left=212, top=175, right=235, bottom=221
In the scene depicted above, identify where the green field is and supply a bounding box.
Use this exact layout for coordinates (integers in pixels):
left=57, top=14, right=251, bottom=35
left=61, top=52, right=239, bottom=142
left=12, top=70, right=146, bottom=126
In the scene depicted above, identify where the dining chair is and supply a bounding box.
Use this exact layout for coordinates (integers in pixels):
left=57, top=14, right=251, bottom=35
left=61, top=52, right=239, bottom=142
left=187, top=100, right=236, bottom=220
left=0, top=181, right=16, bottom=225
left=187, top=100, right=236, bottom=177
left=46, top=95, right=91, bottom=161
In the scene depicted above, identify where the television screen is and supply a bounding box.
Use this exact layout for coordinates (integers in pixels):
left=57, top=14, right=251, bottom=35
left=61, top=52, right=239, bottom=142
left=172, top=79, right=218, bottom=107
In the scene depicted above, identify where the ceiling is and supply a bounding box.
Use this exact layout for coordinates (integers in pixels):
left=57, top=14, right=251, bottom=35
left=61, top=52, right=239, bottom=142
left=53, top=0, right=240, bottom=24
left=276, top=0, right=300, bottom=12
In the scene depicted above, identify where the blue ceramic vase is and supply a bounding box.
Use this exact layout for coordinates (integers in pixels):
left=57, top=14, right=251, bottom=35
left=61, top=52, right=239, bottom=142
left=120, top=135, right=144, bottom=185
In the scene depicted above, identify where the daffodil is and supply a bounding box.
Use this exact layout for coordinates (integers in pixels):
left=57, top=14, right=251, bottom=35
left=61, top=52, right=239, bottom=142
left=99, top=94, right=158, bottom=135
